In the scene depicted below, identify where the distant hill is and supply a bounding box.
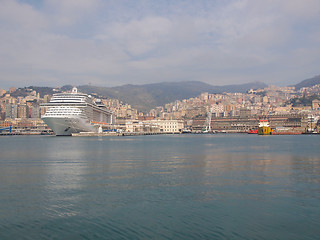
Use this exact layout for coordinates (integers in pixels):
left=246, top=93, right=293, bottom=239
left=10, top=81, right=266, bottom=112
left=28, top=86, right=58, bottom=97
left=78, top=81, right=267, bottom=112
left=287, top=94, right=320, bottom=107
left=10, top=86, right=57, bottom=98
left=294, top=75, right=320, bottom=90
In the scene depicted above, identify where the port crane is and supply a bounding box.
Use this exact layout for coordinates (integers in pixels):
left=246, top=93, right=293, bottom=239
left=306, top=114, right=319, bottom=133
left=203, top=106, right=213, bottom=133
left=0, top=126, right=12, bottom=133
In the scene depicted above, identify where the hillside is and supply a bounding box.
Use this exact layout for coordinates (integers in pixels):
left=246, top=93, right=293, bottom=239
left=78, top=81, right=267, bottom=112
left=10, top=81, right=266, bottom=112
left=287, top=94, right=320, bottom=107
left=294, top=75, right=320, bottom=90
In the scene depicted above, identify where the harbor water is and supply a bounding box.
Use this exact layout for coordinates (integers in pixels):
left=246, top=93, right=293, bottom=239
left=0, top=134, right=320, bottom=239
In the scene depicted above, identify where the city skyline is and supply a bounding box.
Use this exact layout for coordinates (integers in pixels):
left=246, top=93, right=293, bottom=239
left=1, top=0, right=320, bottom=89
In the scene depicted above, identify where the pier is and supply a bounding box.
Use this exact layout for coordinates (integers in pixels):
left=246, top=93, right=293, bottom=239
left=72, top=132, right=163, bottom=137
left=0, top=132, right=22, bottom=136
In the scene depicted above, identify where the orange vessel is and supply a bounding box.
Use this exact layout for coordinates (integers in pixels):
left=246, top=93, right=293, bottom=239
left=248, top=129, right=258, bottom=134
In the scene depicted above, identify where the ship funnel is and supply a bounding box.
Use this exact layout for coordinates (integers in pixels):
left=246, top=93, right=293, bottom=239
left=72, top=87, right=78, bottom=93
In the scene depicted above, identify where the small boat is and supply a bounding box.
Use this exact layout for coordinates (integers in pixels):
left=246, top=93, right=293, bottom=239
left=181, top=129, right=192, bottom=134
left=248, top=129, right=258, bottom=134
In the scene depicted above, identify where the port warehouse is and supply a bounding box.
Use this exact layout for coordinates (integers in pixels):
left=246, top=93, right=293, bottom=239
left=0, top=113, right=310, bottom=134
left=191, top=114, right=307, bottom=133
left=0, top=119, right=48, bottom=131
left=87, top=113, right=308, bottom=133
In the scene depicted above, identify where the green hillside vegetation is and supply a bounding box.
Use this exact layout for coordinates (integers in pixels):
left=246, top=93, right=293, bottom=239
left=10, top=87, right=32, bottom=98
left=287, top=94, right=320, bottom=107
left=28, top=86, right=58, bottom=98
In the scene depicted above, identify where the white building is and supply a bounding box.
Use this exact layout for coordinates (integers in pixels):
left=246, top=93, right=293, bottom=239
left=211, top=104, right=224, bottom=114
left=125, top=119, right=184, bottom=133
left=125, top=120, right=160, bottom=133
left=151, top=120, right=184, bottom=133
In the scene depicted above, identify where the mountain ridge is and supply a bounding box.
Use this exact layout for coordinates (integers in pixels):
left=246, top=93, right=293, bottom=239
left=77, top=81, right=267, bottom=111
left=9, top=74, right=320, bottom=112
left=294, top=75, right=320, bottom=90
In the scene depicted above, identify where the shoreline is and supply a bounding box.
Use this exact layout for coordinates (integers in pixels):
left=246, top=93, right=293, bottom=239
left=1, top=131, right=318, bottom=136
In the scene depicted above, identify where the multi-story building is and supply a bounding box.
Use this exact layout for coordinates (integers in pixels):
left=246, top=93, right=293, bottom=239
left=30, top=105, right=41, bottom=118
left=5, top=104, right=18, bottom=119
left=151, top=120, right=184, bottom=133
left=312, top=99, right=320, bottom=110
left=17, top=104, right=28, bottom=119
left=125, top=120, right=160, bottom=133
left=0, top=89, right=6, bottom=96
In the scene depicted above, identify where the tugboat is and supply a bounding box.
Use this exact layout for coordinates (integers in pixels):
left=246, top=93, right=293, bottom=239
left=258, top=119, right=271, bottom=135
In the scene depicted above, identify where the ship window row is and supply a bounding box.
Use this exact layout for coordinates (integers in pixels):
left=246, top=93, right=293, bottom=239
left=52, top=95, right=87, bottom=98
left=46, top=113, right=81, bottom=116
left=45, top=113, right=85, bottom=116
left=47, top=112, right=82, bottom=115
left=48, top=108, right=80, bottom=110
left=46, top=111, right=84, bottom=113
left=51, top=96, right=86, bottom=99
left=51, top=100, right=85, bottom=102
left=52, top=95, right=85, bottom=98
left=52, top=106, right=81, bottom=108
left=46, top=111, right=82, bottom=113
left=48, top=106, right=82, bottom=109
left=47, top=108, right=82, bottom=110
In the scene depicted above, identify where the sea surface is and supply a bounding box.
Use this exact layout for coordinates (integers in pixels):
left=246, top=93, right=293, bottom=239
left=0, top=134, right=319, bottom=239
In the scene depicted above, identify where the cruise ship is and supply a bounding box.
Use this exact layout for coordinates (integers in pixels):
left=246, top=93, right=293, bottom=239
left=41, top=87, right=114, bottom=136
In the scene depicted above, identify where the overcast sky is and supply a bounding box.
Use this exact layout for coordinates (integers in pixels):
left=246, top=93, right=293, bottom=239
left=1, top=0, right=320, bottom=89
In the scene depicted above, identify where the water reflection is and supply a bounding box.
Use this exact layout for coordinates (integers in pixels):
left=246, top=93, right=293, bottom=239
left=1, top=135, right=320, bottom=239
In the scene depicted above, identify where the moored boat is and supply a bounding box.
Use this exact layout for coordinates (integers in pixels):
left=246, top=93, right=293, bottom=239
left=258, top=119, right=271, bottom=135
left=248, top=129, right=258, bottom=134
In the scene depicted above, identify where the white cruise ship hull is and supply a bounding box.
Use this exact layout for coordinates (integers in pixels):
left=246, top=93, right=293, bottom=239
left=42, top=116, right=97, bottom=136
left=41, top=87, right=114, bottom=136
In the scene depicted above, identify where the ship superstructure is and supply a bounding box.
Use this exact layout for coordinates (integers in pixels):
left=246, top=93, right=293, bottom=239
left=41, top=87, right=114, bottom=136
left=258, top=119, right=271, bottom=135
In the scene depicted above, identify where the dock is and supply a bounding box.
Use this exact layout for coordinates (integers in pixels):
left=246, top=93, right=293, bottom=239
left=71, top=132, right=163, bottom=137
left=0, top=132, right=22, bottom=136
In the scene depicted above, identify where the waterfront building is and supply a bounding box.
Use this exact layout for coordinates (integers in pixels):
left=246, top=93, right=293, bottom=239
left=125, top=120, right=160, bottom=133
left=191, top=113, right=307, bottom=133
left=150, top=120, right=184, bottom=133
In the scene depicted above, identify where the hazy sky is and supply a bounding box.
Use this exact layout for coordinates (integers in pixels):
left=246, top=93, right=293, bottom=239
left=1, top=0, right=320, bottom=89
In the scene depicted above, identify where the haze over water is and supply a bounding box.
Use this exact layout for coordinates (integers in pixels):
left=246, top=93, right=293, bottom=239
left=0, top=134, right=320, bottom=239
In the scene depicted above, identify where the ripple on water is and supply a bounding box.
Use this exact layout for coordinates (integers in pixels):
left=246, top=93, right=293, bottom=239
left=0, top=135, right=320, bottom=239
